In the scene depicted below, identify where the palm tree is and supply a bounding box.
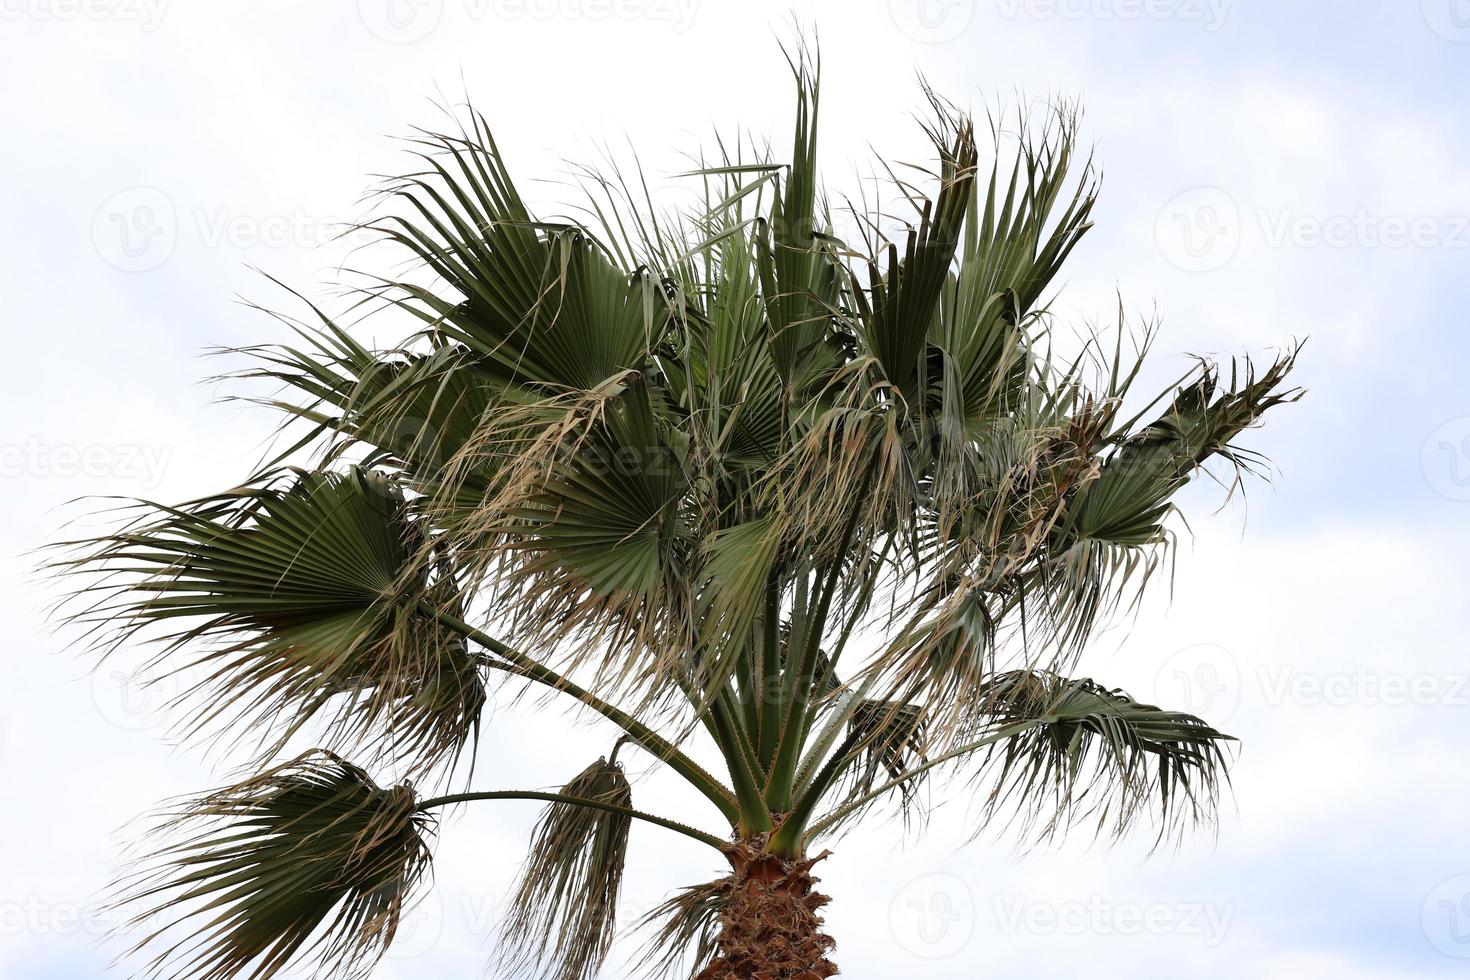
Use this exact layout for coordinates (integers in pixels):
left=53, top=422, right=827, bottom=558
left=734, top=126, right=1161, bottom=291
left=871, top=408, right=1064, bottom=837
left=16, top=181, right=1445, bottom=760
left=57, top=46, right=1300, bottom=980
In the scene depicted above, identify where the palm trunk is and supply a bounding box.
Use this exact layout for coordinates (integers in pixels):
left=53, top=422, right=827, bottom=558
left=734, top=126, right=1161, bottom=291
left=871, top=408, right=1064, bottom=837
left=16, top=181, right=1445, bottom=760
left=696, top=838, right=838, bottom=979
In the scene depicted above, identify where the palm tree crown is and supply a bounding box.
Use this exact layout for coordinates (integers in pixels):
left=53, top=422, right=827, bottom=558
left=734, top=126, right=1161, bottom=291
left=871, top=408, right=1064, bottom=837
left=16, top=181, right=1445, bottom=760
left=57, top=45, right=1300, bottom=980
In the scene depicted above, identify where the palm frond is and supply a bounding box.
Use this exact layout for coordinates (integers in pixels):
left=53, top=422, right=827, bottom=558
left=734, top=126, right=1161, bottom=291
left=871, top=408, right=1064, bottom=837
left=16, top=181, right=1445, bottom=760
left=228, top=297, right=500, bottom=490
left=113, top=752, right=432, bottom=980
left=368, top=111, right=663, bottom=392
left=1018, top=346, right=1304, bottom=656
left=852, top=343, right=1299, bottom=756
left=1056, top=346, right=1303, bottom=550
left=934, top=102, right=1096, bottom=430
left=630, top=880, right=726, bottom=980
left=498, top=758, right=634, bottom=980
left=851, top=92, right=978, bottom=400
left=762, top=47, right=843, bottom=387
left=55, top=467, right=484, bottom=773
left=971, top=670, right=1234, bottom=847
left=428, top=373, right=704, bottom=713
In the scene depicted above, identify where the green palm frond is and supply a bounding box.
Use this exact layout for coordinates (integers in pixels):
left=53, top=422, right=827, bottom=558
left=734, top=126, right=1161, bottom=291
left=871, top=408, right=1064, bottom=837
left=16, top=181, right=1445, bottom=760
left=113, top=752, right=432, bottom=980
left=369, top=112, right=665, bottom=392
left=761, top=49, right=842, bottom=388
left=972, top=670, right=1233, bottom=846
left=230, top=298, right=500, bottom=488
left=1014, top=347, right=1304, bottom=658
left=1057, top=348, right=1303, bottom=550
left=852, top=94, right=978, bottom=400
left=859, top=344, right=1298, bottom=751
left=498, top=758, right=634, bottom=980
left=57, top=467, right=485, bottom=772
left=934, top=103, right=1096, bottom=433
left=801, top=670, right=1232, bottom=847
left=424, top=373, right=706, bottom=711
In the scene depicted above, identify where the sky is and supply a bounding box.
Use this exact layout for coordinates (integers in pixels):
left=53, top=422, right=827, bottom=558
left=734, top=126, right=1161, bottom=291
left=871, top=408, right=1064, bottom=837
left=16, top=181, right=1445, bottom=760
left=2, top=1, right=1468, bottom=977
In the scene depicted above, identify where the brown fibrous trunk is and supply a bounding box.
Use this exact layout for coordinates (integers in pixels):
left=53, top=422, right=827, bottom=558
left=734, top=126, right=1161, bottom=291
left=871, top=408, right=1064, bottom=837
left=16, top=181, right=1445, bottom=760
left=695, top=836, right=838, bottom=979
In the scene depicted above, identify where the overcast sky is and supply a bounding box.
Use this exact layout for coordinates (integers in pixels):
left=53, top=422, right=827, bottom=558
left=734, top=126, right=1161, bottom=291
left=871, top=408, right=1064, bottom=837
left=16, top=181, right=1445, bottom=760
left=3, top=1, right=1469, bottom=977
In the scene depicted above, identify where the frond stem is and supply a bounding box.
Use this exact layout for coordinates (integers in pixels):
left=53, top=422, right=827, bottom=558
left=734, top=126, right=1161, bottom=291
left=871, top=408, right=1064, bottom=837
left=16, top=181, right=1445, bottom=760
left=415, top=790, right=727, bottom=851
left=425, top=605, right=740, bottom=824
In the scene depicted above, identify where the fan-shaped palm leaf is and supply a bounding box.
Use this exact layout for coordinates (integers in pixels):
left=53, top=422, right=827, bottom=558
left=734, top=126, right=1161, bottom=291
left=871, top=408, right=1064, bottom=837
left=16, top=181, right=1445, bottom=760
left=57, top=467, right=485, bottom=772
left=114, top=752, right=432, bottom=980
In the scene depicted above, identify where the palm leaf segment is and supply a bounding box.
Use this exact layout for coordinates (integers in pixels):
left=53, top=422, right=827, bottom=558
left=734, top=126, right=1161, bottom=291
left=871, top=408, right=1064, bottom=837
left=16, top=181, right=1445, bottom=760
left=976, top=671, right=1232, bottom=844
left=499, top=758, right=633, bottom=980
left=116, top=753, right=432, bottom=980
left=61, top=467, right=484, bottom=772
